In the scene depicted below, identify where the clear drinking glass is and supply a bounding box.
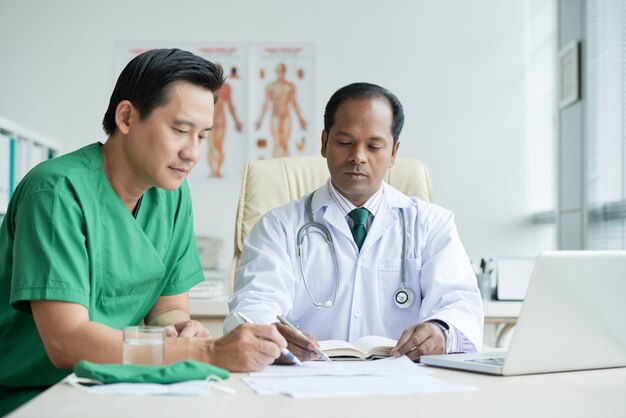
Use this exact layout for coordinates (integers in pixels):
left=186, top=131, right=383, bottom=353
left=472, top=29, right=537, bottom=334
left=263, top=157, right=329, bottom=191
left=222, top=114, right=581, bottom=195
left=122, top=326, right=165, bottom=365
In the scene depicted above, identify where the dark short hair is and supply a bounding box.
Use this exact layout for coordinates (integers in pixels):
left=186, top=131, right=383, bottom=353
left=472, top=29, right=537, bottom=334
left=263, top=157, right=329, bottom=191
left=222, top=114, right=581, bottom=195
left=323, top=82, right=404, bottom=144
left=102, top=48, right=225, bottom=135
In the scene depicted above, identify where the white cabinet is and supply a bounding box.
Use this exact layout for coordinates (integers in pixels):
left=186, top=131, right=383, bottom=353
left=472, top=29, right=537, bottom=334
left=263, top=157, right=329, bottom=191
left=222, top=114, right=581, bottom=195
left=0, top=115, right=60, bottom=217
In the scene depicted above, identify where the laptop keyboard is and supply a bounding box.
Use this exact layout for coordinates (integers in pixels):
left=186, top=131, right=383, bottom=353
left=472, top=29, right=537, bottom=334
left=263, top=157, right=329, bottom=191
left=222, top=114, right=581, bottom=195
left=467, top=357, right=506, bottom=366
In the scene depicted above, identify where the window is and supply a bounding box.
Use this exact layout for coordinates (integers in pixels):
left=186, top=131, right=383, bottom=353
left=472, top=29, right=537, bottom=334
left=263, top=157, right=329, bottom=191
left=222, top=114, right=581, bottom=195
left=525, top=0, right=558, bottom=254
left=586, top=0, right=626, bottom=249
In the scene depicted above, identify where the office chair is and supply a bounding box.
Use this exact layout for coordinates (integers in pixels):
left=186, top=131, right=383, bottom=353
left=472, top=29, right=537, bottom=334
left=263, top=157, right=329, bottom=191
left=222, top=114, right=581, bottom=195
left=229, top=155, right=434, bottom=292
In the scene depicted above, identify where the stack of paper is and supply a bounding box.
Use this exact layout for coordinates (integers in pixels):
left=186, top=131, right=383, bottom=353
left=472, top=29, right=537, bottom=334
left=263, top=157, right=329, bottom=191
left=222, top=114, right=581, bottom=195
left=243, top=356, right=476, bottom=398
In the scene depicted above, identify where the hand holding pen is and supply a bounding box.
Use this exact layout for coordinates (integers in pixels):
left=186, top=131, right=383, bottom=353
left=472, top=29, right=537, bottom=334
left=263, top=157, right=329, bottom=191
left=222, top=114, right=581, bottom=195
left=276, top=314, right=332, bottom=362
left=234, top=312, right=303, bottom=366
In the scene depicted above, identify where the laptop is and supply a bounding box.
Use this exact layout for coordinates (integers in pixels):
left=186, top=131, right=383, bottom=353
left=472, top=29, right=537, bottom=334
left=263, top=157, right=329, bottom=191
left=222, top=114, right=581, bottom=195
left=421, top=251, right=626, bottom=375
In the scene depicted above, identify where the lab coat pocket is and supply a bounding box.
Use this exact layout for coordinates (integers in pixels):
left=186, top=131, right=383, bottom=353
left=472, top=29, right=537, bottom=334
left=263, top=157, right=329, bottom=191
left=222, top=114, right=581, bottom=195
left=377, top=258, right=422, bottom=328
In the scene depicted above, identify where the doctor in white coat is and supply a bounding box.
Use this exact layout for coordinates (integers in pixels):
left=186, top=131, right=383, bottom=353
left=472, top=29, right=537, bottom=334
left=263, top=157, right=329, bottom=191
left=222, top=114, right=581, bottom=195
left=226, top=82, right=483, bottom=363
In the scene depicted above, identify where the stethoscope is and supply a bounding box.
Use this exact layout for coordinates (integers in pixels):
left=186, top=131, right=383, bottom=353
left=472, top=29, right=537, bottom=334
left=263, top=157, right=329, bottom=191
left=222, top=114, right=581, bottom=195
left=296, top=191, right=414, bottom=309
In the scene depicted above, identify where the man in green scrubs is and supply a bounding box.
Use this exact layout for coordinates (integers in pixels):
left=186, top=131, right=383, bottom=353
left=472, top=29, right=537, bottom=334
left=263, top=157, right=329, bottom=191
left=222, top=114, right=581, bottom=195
left=0, top=48, right=287, bottom=414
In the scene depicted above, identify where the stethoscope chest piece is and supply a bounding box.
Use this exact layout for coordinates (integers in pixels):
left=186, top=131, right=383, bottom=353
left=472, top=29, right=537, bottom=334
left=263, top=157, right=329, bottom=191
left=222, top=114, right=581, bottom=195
left=394, top=287, right=414, bottom=309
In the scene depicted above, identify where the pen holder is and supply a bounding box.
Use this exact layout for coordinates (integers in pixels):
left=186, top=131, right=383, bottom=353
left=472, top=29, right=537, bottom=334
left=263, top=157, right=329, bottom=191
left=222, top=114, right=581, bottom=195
left=476, top=273, right=492, bottom=300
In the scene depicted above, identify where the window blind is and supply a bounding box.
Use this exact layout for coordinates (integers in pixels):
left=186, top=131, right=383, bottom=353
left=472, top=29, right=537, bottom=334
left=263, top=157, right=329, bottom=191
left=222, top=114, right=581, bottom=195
left=525, top=0, right=557, bottom=253
left=586, top=0, right=626, bottom=249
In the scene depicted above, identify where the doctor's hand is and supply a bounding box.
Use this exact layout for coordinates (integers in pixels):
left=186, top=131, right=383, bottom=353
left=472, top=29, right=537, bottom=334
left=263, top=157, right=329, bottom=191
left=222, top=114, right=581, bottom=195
left=273, top=322, right=319, bottom=364
left=389, top=322, right=446, bottom=362
left=208, top=323, right=287, bottom=372
left=165, top=320, right=211, bottom=338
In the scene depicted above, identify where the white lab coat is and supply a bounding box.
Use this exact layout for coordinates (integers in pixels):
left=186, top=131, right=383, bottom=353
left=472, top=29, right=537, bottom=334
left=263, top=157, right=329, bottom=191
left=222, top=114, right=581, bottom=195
left=226, top=181, right=483, bottom=351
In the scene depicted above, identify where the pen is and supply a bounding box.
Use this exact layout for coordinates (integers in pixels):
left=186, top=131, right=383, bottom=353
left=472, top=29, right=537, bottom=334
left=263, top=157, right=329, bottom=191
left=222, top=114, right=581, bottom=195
left=234, top=312, right=303, bottom=366
left=276, top=314, right=332, bottom=362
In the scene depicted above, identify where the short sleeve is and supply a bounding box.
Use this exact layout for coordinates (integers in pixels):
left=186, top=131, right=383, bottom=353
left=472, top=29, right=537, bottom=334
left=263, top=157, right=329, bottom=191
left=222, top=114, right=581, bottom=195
left=160, top=182, right=204, bottom=296
left=11, top=188, right=90, bottom=312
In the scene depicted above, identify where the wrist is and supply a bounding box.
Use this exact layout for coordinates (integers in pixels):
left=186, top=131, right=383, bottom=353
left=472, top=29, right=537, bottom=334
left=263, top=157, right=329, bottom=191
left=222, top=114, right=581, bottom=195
left=427, top=320, right=450, bottom=354
left=164, top=336, right=214, bottom=364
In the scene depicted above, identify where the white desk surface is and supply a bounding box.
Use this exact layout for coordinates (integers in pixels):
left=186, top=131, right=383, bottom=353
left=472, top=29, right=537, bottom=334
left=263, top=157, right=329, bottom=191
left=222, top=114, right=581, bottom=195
left=9, top=366, right=626, bottom=418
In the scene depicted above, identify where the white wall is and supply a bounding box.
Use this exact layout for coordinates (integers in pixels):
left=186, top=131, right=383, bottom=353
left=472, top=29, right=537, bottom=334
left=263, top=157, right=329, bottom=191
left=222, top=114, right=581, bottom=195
left=0, top=0, right=531, bottom=269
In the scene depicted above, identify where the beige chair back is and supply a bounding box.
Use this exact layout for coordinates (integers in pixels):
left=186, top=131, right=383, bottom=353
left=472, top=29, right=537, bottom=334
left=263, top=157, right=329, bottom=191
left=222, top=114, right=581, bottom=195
left=229, top=155, right=434, bottom=292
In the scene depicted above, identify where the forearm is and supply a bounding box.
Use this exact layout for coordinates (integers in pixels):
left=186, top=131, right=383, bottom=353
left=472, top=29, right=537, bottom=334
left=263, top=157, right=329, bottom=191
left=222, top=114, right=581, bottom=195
left=146, top=308, right=190, bottom=327
left=292, top=101, right=304, bottom=120
left=228, top=102, right=240, bottom=124
left=43, top=321, right=123, bottom=369
left=145, top=292, right=192, bottom=327
left=50, top=321, right=215, bottom=368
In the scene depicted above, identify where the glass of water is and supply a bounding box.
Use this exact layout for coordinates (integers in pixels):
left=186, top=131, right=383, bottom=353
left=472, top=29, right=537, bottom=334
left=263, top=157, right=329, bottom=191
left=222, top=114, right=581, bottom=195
left=122, top=326, right=165, bottom=365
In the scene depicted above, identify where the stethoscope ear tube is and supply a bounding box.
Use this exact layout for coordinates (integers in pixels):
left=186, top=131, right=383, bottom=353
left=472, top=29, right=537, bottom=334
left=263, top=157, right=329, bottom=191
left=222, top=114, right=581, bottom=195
left=297, top=220, right=338, bottom=308
left=393, top=208, right=413, bottom=309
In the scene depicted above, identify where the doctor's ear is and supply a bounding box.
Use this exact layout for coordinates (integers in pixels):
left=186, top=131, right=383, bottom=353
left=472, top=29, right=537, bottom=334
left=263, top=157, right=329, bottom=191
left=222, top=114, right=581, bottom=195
left=389, top=141, right=400, bottom=166
left=321, top=130, right=329, bottom=157
left=114, top=100, right=135, bottom=135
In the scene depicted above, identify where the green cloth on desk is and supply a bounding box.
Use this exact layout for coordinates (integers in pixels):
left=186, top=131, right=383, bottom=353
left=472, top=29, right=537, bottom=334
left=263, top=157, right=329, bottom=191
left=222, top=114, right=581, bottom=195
left=74, top=360, right=229, bottom=384
left=0, top=143, right=204, bottom=388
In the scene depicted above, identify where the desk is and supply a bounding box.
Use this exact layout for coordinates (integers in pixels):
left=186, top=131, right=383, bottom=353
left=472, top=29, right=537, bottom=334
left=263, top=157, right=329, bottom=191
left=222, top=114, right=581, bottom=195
left=483, top=301, right=522, bottom=348
left=8, top=367, right=626, bottom=418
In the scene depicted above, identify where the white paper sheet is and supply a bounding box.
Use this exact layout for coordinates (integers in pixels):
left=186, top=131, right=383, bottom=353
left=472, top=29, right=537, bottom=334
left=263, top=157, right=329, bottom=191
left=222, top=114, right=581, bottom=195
left=249, top=355, right=421, bottom=377
left=242, top=374, right=476, bottom=398
left=243, top=356, right=477, bottom=398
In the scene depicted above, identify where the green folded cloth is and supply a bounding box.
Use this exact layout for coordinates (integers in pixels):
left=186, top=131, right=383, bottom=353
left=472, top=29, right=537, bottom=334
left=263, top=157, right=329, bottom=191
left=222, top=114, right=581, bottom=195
left=74, top=360, right=229, bottom=384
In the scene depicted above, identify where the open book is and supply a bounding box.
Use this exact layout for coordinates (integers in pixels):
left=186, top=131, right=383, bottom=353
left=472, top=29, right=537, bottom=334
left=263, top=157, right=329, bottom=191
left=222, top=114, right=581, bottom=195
left=318, top=336, right=398, bottom=360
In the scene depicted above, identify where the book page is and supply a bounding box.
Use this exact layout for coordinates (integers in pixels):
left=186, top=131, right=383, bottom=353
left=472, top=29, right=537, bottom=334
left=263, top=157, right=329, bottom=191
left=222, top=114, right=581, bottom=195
left=318, top=340, right=365, bottom=359
left=352, top=336, right=398, bottom=358
left=318, top=336, right=399, bottom=360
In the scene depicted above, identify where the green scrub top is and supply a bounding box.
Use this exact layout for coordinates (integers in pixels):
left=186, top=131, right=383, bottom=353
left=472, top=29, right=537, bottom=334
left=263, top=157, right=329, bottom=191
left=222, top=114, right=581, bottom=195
left=0, top=143, right=204, bottom=388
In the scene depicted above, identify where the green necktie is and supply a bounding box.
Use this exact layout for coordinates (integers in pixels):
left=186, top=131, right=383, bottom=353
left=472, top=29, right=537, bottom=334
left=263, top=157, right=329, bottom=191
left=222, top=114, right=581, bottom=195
left=349, top=208, right=370, bottom=251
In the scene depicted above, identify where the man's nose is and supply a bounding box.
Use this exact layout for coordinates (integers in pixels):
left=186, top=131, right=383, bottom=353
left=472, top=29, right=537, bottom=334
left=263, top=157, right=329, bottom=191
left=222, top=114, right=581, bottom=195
left=180, top=136, right=202, bottom=163
left=349, top=144, right=367, bottom=165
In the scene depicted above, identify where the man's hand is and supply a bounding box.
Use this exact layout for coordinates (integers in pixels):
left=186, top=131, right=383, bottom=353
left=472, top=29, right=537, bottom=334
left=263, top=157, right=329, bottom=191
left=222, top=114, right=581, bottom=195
left=164, top=320, right=210, bottom=338
left=273, top=322, right=319, bottom=364
left=389, top=322, right=446, bottom=362
left=207, top=324, right=287, bottom=372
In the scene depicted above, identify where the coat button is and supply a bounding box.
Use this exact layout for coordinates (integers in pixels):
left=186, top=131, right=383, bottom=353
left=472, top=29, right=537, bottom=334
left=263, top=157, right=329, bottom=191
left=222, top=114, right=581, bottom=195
left=353, top=309, right=361, bottom=318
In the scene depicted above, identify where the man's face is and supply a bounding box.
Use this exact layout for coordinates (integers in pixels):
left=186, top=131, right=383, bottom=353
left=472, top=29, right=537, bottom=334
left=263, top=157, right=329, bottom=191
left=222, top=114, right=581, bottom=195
left=124, top=81, right=214, bottom=191
left=321, top=97, right=399, bottom=206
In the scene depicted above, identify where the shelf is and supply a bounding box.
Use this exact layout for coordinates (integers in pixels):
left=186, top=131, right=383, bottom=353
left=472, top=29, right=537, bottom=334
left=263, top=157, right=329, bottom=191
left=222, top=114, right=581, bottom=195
left=0, top=115, right=61, bottom=215
left=189, top=269, right=229, bottom=317
left=189, top=297, right=228, bottom=317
